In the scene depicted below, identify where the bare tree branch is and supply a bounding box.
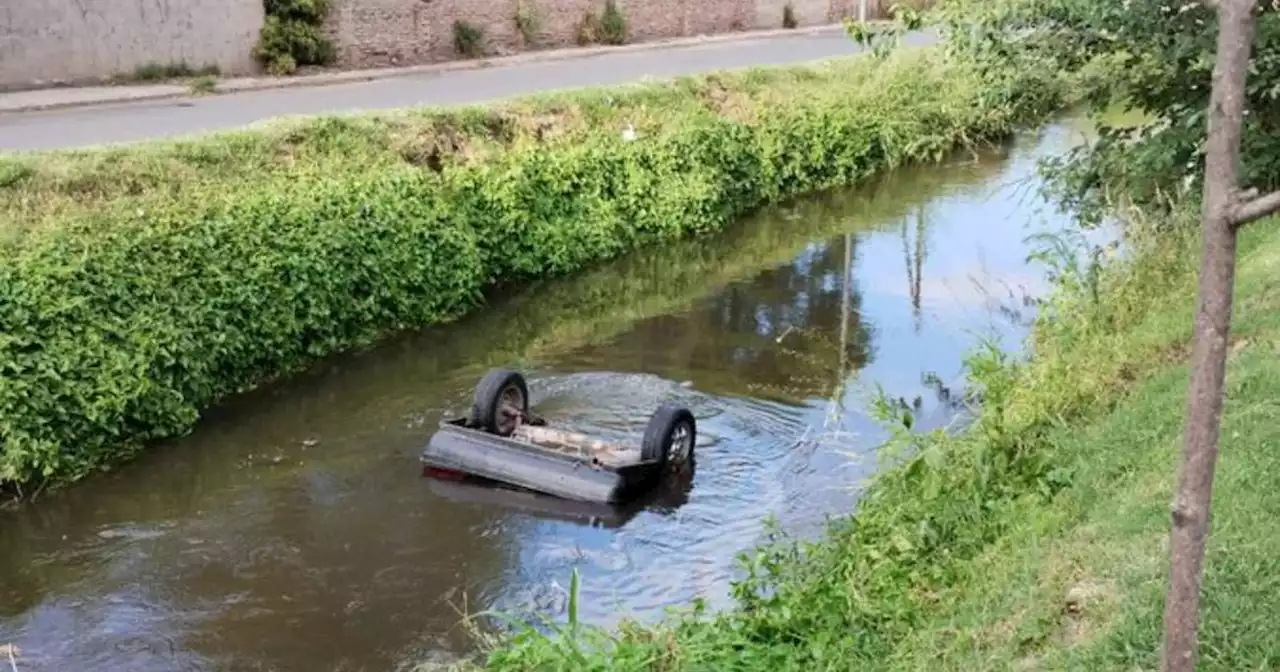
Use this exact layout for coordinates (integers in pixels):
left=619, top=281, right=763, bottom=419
left=1231, top=189, right=1280, bottom=227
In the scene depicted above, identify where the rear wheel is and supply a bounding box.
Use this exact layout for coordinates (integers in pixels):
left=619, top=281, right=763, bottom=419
left=641, top=404, right=696, bottom=470
left=471, top=369, right=529, bottom=437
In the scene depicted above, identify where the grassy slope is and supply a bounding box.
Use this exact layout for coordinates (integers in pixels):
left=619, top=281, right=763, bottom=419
left=482, top=204, right=1280, bottom=669
left=890, top=219, right=1280, bottom=671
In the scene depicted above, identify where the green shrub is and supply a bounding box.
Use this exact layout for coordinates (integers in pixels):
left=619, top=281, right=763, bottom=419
left=0, top=171, right=483, bottom=487
left=600, top=0, right=628, bottom=45
left=253, top=0, right=335, bottom=75
left=453, top=20, right=487, bottom=58
left=127, top=61, right=221, bottom=82
left=576, top=8, right=604, bottom=45
left=189, top=75, right=219, bottom=95
left=0, top=49, right=1063, bottom=492
left=514, top=1, right=542, bottom=47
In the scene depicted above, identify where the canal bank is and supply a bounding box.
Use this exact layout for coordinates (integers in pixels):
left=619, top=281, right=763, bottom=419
left=0, top=116, right=1091, bottom=670
left=0, top=45, right=1066, bottom=494
left=484, top=202, right=1280, bottom=672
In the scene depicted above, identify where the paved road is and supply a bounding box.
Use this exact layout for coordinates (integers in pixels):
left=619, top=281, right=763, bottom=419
left=0, top=30, right=935, bottom=152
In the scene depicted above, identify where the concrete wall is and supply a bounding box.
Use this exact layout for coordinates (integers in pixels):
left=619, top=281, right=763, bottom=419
left=0, top=0, right=263, bottom=90
left=327, top=0, right=885, bottom=69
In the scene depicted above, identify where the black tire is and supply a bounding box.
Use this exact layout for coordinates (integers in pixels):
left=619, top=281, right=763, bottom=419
left=471, top=369, right=529, bottom=437
left=641, top=404, right=696, bottom=469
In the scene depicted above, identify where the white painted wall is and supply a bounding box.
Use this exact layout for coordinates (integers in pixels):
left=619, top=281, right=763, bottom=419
left=0, top=0, right=263, bottom=90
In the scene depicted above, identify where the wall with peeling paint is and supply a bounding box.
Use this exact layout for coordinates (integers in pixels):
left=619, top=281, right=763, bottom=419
left=0, top=0, right=262, bottom=90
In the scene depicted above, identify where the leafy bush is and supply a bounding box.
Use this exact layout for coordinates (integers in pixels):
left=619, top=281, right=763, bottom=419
left=782, top=3, right=798, bottom=29
left=253, top=0, right=335, bottom=75
left=0, top=171, right=483, bottom=488
left=189, top=75, right=219, bottom=95
left=600, top=0, right=628, bottom=45
left=127, top=61, right=220, bottom=82
left=935, top=0, right=1280, bottom=226
left=514, top=1, right=542, bottom=47
left=575, top=9, right=604, bottom=45
left=453, top=20, right=487, bottom=58
left=0, top=49, right=1062, bottom=492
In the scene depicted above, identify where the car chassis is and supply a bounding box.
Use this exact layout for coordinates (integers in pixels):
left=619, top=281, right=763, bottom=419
left=420, top=369, right=697, bottom=505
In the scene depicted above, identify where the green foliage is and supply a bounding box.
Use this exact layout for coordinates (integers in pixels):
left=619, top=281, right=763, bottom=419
left=514, top=1, right=542, bottom=47
left=0, top=49, right=1058, bottom=493
left=253, top=0, right=335, bottom=76
left=453, top=20, right=487, bottom=58
left=0, top=171, right=483, bottom=489
left=481, top=196, right=1207, bottom=671
left=263, top=0, right=329, bottom=22
left=783, top=3, right=799, bottom=29
left=575, top=8, right=604, bottom=45
left=937, top=0, right=1280, bottom=226
left=574, top=1, right=626, bottom=46
left=189, top=75, right=219, bottom=95
left=127, top=61, right=220, bottom=82
left=600, top=0, right=628, bottom=45
left=845, top=4, right=924, bottom=59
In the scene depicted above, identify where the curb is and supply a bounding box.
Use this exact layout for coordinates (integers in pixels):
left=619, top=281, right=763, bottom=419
left=0, top=24, right=852, bottom=115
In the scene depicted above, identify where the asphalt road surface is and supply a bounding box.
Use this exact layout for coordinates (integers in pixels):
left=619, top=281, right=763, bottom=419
left=0, top=30, right=936, bottom=152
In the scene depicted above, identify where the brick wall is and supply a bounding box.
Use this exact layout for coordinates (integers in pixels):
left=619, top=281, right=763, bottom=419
left=0, top=0, right=900, bottom=91
left=327, top=0, right=888, bottom=69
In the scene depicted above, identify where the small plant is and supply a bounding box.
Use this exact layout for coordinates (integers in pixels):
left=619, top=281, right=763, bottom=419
left=600, top=0, right=628, bottom=45
left=253, top=0, right=336, bottom=76
left=576, top=9, right=604, bottom=45
left=514, top=1, right=542, bottom=47
left=782, top=3, right=798, bottom=28
left=453, top=20, right=487, bottom=58
left=128, top=61, right=220, bottom=82
left=844, top=3, right=923, bottom=60
left=189, top=75, right=219, bottom=95
left=265, top=53, right=298, bottom=76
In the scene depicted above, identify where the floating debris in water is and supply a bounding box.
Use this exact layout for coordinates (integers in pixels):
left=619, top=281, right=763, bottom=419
left=2, top=644, right=19, bottom=672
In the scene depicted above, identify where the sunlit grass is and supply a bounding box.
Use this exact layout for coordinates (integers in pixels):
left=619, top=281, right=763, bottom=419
left=0, top=46, right=955, bottom=236
left=479, top=206, right=1280, bottom=669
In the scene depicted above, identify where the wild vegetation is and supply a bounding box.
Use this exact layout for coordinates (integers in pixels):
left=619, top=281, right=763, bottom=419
left=0, top=46, right=1062, bottom=495
left=514, top=0, right=543, bottom=48
left=576, top=0, right=628, bottom=46
left=253, top=0, right=336, bottom=75
left=479, top=0, right=1280, bottom=669
left=453, top=21, right=488, bottom=58
left=120, top=61, right=220, bottom=83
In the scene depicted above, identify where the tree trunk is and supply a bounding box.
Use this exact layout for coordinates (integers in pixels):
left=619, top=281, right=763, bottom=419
left=1161, top=1, right=1258, bottom=670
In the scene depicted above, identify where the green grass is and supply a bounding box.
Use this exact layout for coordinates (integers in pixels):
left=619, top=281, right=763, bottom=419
left=120, top=61, right=220, bottom=83
left=885, top=218, right=1280, bottom=671
left=0, top=46, right=1016, bottom=236
left=480, top=205, right=1280, bottom=669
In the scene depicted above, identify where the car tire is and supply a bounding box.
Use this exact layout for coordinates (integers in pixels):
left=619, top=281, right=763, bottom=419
left=471, top=369, right=529, bottom=437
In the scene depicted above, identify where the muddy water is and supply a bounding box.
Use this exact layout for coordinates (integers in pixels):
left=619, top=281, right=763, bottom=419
left=0, top=121, right=1101, bottom=671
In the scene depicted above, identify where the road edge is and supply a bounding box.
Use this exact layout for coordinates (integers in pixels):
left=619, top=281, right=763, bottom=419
left=0, top=25, right=851, bottom=115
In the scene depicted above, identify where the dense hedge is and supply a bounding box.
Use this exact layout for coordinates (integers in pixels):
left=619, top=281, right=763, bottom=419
left=0, top=48, right=1063, bottom=491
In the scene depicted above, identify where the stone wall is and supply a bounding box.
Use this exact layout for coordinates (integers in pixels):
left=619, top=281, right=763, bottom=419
left=326, top=0, right=889, bottom=69
left=0, top=0, right=262, bottom=91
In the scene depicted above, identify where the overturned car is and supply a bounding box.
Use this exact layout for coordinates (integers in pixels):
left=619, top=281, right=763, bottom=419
left=420, top=369, right=697, bottom=505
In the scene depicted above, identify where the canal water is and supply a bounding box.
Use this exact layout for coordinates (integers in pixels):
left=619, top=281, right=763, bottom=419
left=0, top=120, right=1103, bottom=671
